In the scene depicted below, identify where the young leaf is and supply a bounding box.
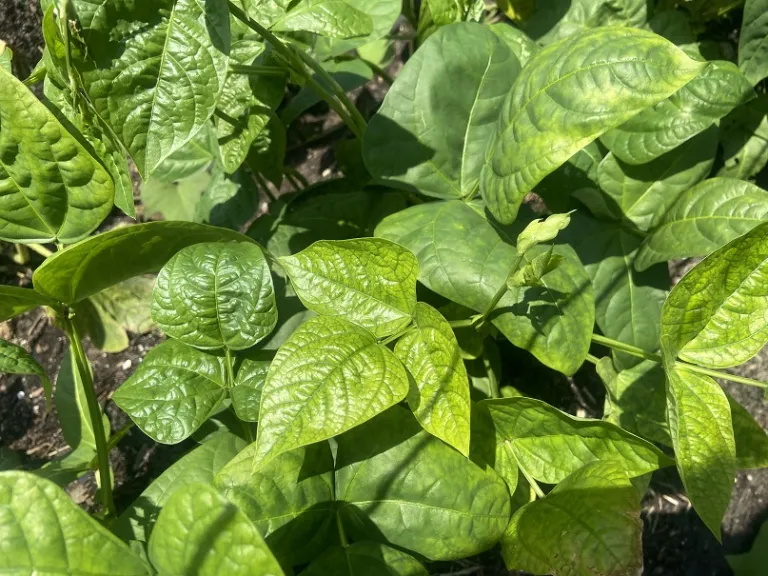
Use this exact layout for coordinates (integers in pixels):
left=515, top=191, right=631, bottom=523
left=33, top=221, right=252, bottom=304
left=664, top=367, right=735, bottom=539
left=601, top=61, right=755, bottom=165
left=0, top=286, right=55, bottom=322
left=152, top=242, right=277, bottom=351
left=376, top=201, right=595, bottom=376
left=482, top=396, right=672, bottom=484
left=739, top=0, right=768, bottom=86
left=0, top=66, right=113, bottom=243
left=515, top=211, right=573, bottom=255
left=302, top=542, right=428, bottom=576
left=507, top=246, right=564, bottom=288
left=0, top=472, right=150, bottom=575
left=660, top=221, right=768, bottom=368
left=279, top=238, right=417, bottom=338
left=363, top=22, right=519, bottom=199
left=0, top=339, right=51, bottom=405
left=596, top=126, right=717, bottom=231
left=111, top=431, right=246, bottom=544
left=231, top=353, right=271, bottom=422
left=394, top=302, right=471, bottom=455
left=214, top=442, right=336, bottom=566
left=501, top=462, right=643, bottom=576
left=148, top=483, right=285, bottom=576
left=254, top=316, right=409, bottom=463
left=481, top=27, right=704, bottom=224
left=0, top=41, right=11, bottom=73
left=112, top=340, right=228, bottom=444
left=636, top=179, right=768, bottom=272
left=77, top=0, right=231, bottom=177
left=336, top=407, right=511, bottom=561
left=718, top=96, right=768, bottom=181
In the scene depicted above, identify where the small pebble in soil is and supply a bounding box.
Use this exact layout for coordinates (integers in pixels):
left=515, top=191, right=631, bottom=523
left=121, top=359, right=132, bottom=370
left=16, top=390, right=24, bottom=400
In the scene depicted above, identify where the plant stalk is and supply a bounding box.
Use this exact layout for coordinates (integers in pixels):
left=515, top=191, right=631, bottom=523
left=448, top=319, right=475, bottom=328
left=230, top=64, right=288, bottom=77
left=474, top=255, right=524, bottom=328
left=63, top=316, right=116, bottom=517
left=590, top=333, right=662, bottom=363
left=27, top=243, right=54, bottom=258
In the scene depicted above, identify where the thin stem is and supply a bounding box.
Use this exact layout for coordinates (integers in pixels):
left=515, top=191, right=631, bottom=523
left=27, top=243, right=54, bottom=258
left=448, top=319, right=474, bottom=328
left=286, top=123, right=345, bottom=152
left=381, top=325, right=414, bottom=346
left=336, top=510, right=349, bottom=548
left=676, top=363, right=768, bottom=390
left=359, top=58, right=393, bottom=86
left=104, top=422, right=134, bottom=452
left=517, top=460, right=545, bottom=500
left=475, top=255, right=524, bottom=328
left=585, top=353, right=600, bottom=365
left=251, top=169, right=278, bottom=203
left=230, top=64, right=287, bottom=77
left=13, top=244, right=29, bottom=265
left=63, top=316, right=115, bottom=517
left=590, top=333, right=662, bottom=363
left=228, top=1, right=364, bottom=139
left=225, top=349, right=235, bottom=388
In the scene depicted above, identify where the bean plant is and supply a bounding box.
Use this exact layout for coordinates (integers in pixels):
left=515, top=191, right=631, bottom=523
left=1, top=0, right=768, bottom=574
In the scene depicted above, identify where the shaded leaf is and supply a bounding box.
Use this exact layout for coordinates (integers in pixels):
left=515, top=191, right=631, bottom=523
left=303, top=542, right=428, bottom=576
left=729, top=395, right=768, bottom=469
left=0, top=339, right=51, bottom=405
left=0, top=286, right=56, bottom=322
left=739, top=0, right=768, bottom=86
left=718, top=95, right=768, bottom=181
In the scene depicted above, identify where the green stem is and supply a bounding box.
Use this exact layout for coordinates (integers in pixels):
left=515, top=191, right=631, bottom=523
left=225, top=349, right=235, bottom=388
left=13, top=244, right=30, bottom=265
left=381, top=325, right=414, bottom=346
left=104, top=422, right=134, bottom=452
left=448, top=319, right=474, bottom=328
left=63, top=316, right=115, bottom=517
left=359, top=58, right=393, bottom=86
left=27, top=243, right=54, bottom=258
left=591, top=333, right=768, bottom=389
left=585, top=353, right=600, bottom=365
left=475, top=255, right=524, bottom=328
left=516, top=459, right=545, bottom=500
left=336, top=511, right=349, bottom=548
left=227, top=1, right=364, bottom=139
left=230, top=64, right=287, bottom=77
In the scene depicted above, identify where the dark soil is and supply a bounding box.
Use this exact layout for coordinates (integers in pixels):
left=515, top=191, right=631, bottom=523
left=2, top=1, right=768, bottom=574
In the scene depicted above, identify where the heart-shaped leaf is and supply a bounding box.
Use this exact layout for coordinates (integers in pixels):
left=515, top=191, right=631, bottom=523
left=231, top=353, right=271, bottom=422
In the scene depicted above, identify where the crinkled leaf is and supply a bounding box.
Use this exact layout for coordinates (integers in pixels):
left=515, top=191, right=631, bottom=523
left=507, top=246, right=564, bottom=288
left=597, top=358, right=671, bottom=446
left=739, top=0, right=768, bottom=86
left=302, top=542, right=428, bottom=576
left=148, top=483, right=285, bottom=576
left=501, top=462, right=643, bottom=576
left=314, top=0, right=401, bottom=56
left=112, top=431, right=246, bottom=544
left=636, top=179, right=768, bottom=276
left=481, top=27, right=703, bottom=224
left=214, top=442, right=336, bottom=566
left=596, top=126, right=717, bottom=231
left=279, top=238, right=417, bottom=338
left=336, top=407, right=511, bottom=561
left=602, top=61, right=755, bottom=165
left=364, top=22, right=519, bottom=199
left=152, top=242, right=277, bottom=351
left=718, top=95, right=768, bottom=181
left=394, top=302, right=471, bottom=455
left=231, top=352, right=271, bottom=422
left=113, top=340, right=228, bottom=444
left=664, top=367, right=735, bottom=539
left=75, top=0, right=230, bottom=177
left=0, top=65, right=113, bottom=243
left=482, top=396, right=672, bottom=484
left=376, top=201, right=595, bottom=375
left=516, top=211, right=572, bottom=255
left=33, top=222, right=252, bottom=304
left=272, top=0, right=373, bottom=38
left=255, top=316, right=409, bottom=463
left=0, top=472, right=150, bottom=575
left=0, top=339, right=51, bottom=405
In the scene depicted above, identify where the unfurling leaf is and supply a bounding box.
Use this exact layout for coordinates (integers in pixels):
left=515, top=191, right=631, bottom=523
left=508, top=246, right=564, bottom=287
left=516, top=212, right=573, bottom=255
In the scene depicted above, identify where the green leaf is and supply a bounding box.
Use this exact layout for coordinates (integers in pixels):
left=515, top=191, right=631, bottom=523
left=245, top=113, right=286, bottom=186
left=279, top=238, right=417, bottom=338
left=302, top=542, right=428, bottom=576
left=363, top=22, right=519, bottom=199
left=147, top=122, right=219, bottom=182
left=152, top=242, right=277, bottom=351
left=636, top=179, right=768, bottom=272
left=76, top=0, right=231, bottom=177
left=336, top=407, right=511, bottom=561
left=0, top=286, right=55, bottom=324
left=469, top=399, right=519, bottom=493
left=112, top=431, right=246, bottom=544
left=489, top=22, right=538, bottom=66
left=520, top=0, right=648, bottom=45
left=483, top=396, right=672, bottom=484
left=602, top=61, right=755, bottom=165
left=501, top=462, right=643, bottom=576
left=214, top=442, right=336, bottom=566
left=231, top=352, right=271, bottom=422
left=314, top=0, right=401, bottom=56
left=728, top=517, right=768, bottom=575
left=0, top=339, right=51, bottom=406
left=507, top=246, right=564, bottom=288
left=515, top=211, right=573, bottom=255
left=255, top=316, right=409, bottom=463
left=141, top=170, right=210, bottom=222
left=664, top=367, right=735, bottom=539
left=112, top=340, right=228, bottom=444
left=0, top=65, right=114, bottom=243
left=537, top=142, right=603, bottom=214
left=375, top=201, right=595, bottom=375
left=33, top=221, right=253, bottom=304
left=0, top=41, right=12, bottom=73
left=596, top=126, right=717, bottom=231
left=148, top=483, right=285, bottom=576
left=718, top=95, right=768, bottom=181
left=272, top=0, right=373, bottom=38
left=394, top=302, right=471, bottom=455
left=646, top=9, right=696, bottom=46
left=729, top=394, right=768, bottom=469
left=739, top=0, right=768, bottom=86
left=0, top=472, right=150, bottom=575
left=597, top=358, right=671, bottom=446
left=564, top=215, right=669, bottom=368
left=481, top=27, right=704, bottom=224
